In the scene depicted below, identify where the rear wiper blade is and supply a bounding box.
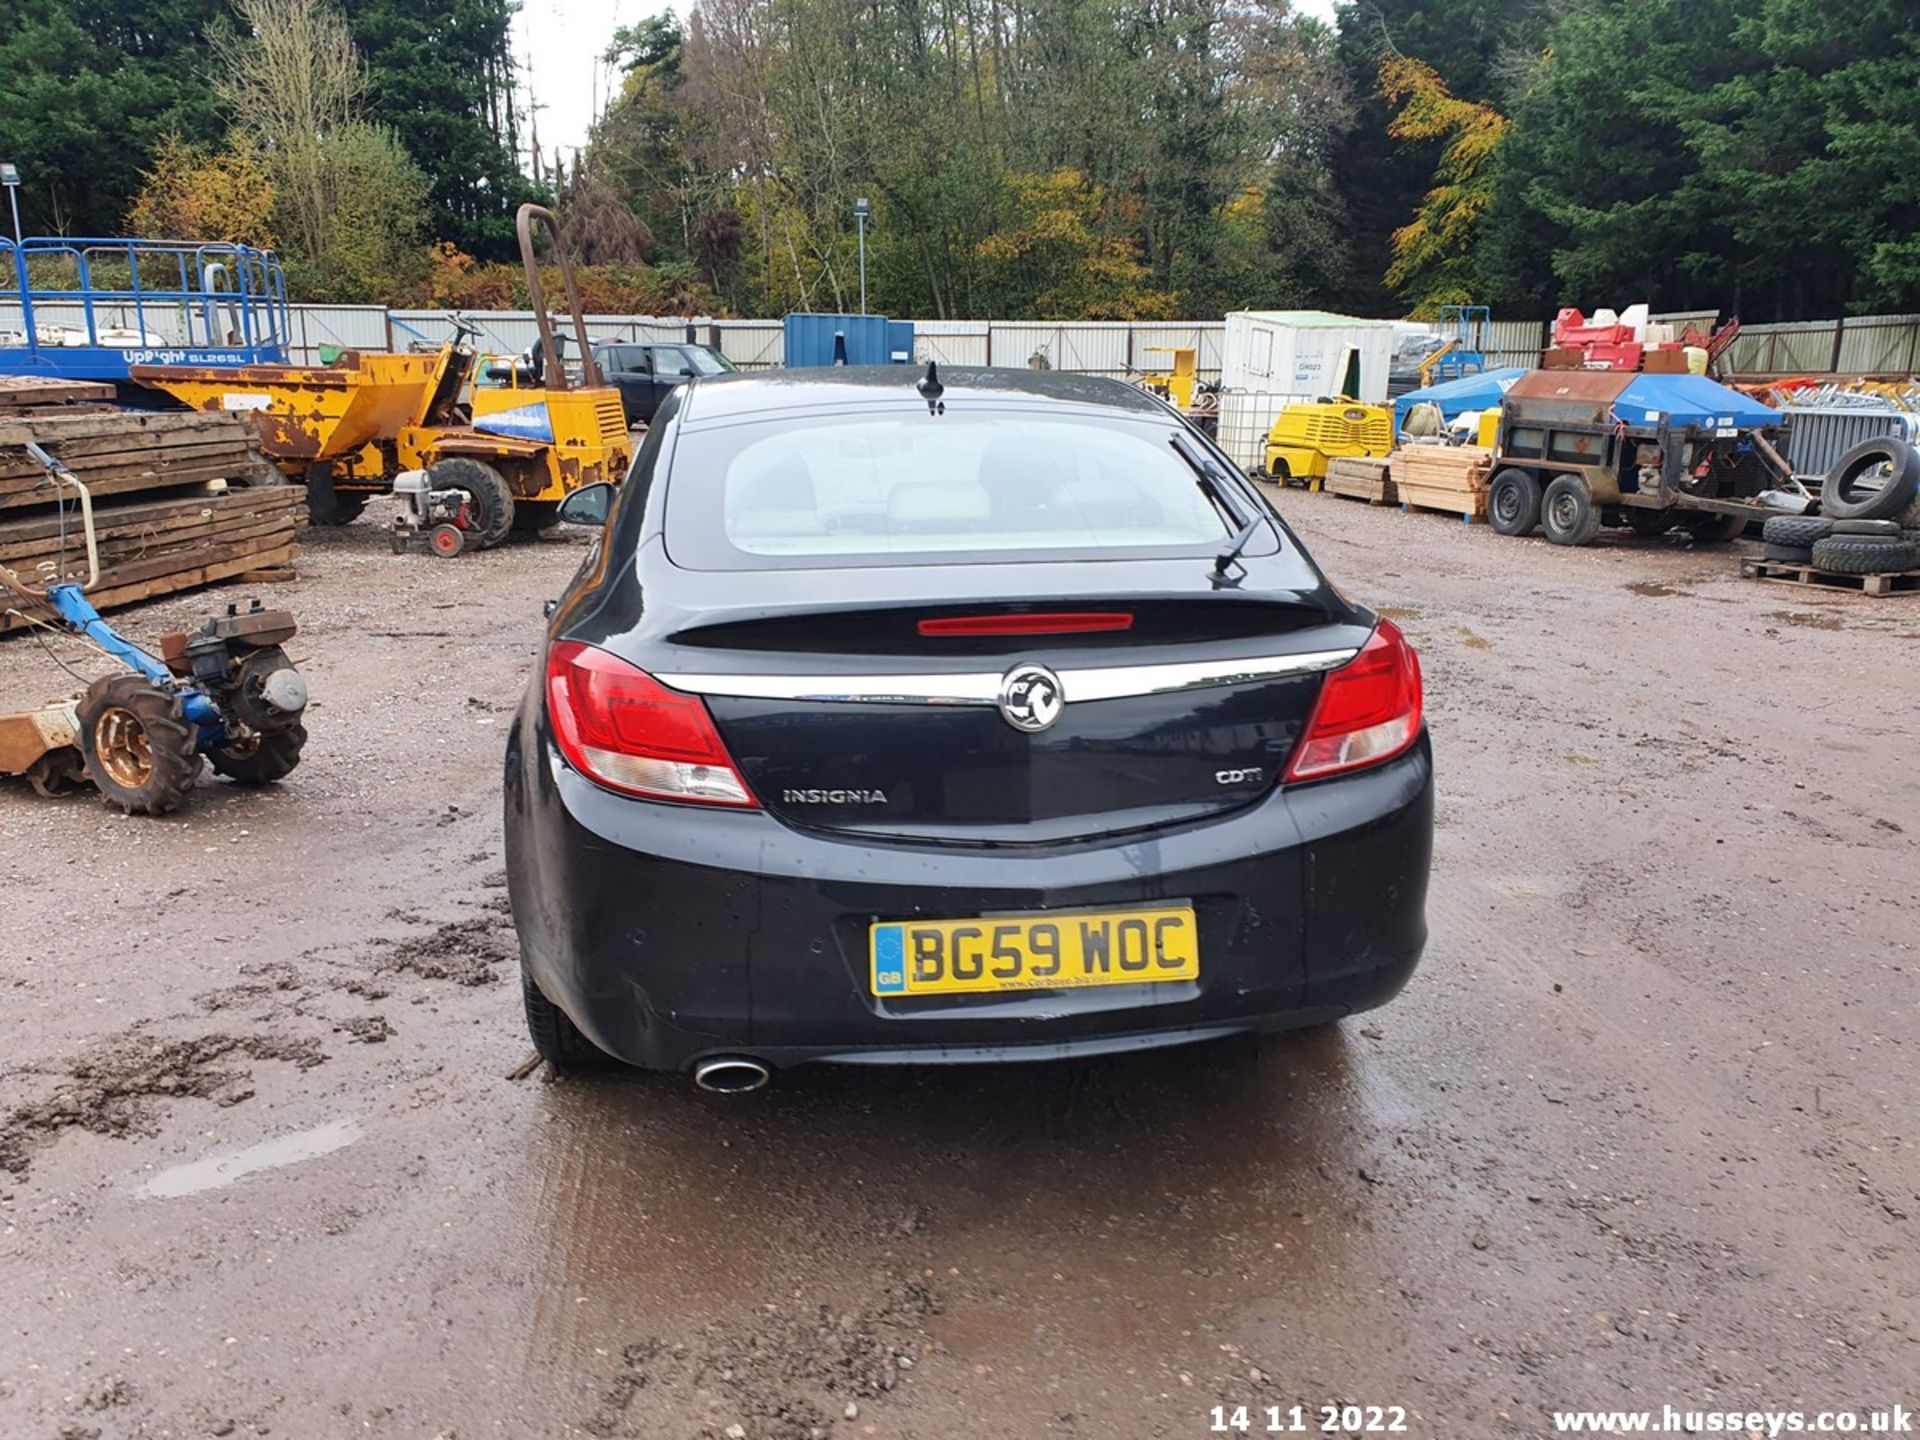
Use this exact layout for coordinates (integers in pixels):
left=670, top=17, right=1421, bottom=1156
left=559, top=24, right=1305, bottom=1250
left=1168, top=432, right=1264, bottom=585
left=1169, top=431, right=1246, bottom=524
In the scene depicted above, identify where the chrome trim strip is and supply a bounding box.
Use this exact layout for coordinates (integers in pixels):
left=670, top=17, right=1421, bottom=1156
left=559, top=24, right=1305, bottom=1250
left=658, top=647, right=1356, bottom=706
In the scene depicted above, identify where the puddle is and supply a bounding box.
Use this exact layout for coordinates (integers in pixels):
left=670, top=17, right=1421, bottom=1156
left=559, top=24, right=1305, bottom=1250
left=1767, top=609, right=1843, bottom=631
left=139, top=1117, right=361, bottom=1199
left=1625, top=581, right=1688, bottom=598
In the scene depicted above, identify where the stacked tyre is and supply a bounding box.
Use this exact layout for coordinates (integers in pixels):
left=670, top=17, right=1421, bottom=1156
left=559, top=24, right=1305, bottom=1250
left=1796, top=438, right=1920, bottom=575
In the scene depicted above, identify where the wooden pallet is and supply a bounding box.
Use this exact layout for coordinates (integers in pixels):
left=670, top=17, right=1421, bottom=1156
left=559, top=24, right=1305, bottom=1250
left=1324, top=457, right=1396, bottom=505
left=1397, top=481, right=1489, bottom=523
left=1739, top=557, right=1920, bottom=597
left=1386, top=445, right=1489, bottom=524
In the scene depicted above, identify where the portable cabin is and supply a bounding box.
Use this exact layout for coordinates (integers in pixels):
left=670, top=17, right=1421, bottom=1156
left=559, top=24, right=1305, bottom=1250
left=1215, top=311, right=1397, bottom=471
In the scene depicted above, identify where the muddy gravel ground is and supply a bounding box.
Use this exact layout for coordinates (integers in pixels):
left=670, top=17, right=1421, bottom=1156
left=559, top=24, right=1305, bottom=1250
left=2, top=494, right=1915, bottom=1440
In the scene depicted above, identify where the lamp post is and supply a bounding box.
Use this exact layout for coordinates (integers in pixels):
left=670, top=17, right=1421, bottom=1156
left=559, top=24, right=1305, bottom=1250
left=853, top=197, right=870, bottom=315
left=0, top=163, right=21, bottom=249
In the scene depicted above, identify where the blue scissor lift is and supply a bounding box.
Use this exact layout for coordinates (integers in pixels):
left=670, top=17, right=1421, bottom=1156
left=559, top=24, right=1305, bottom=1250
left=1, top=235, right=291, bottom=383
left=1428, top=304, right=1490, bottom=385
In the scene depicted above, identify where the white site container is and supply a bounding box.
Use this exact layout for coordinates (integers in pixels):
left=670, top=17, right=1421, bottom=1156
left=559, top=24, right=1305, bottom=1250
left=1215, top=310, right=1398, bottom=471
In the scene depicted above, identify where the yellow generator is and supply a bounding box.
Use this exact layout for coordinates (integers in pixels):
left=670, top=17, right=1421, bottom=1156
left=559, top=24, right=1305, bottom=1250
left=1264, top=400, right=1394, bottom=486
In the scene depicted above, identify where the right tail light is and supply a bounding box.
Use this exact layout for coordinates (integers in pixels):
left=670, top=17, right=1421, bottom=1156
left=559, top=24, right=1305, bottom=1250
left=1283, top=619, right=1424, bottom=783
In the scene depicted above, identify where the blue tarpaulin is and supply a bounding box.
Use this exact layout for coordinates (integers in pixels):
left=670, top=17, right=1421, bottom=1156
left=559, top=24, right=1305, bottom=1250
left=1609, top=373, right=1779, bottom=431
left=1393, top=367, right=1528, bottom=435
left=1395, top=367, right=1780, bottom=437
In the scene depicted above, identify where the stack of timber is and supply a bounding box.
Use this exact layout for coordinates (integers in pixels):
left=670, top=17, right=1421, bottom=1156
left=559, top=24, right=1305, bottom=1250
left=0, top=376, right=117, bottom=415
left=0, top=409, right=303, bottom=633
left=1324, top=456, right=1396, bottom=505
left=1388, top=444, right=1493, bottom=522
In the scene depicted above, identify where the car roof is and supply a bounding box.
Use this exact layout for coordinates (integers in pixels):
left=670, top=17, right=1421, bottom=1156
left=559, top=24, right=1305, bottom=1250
left=674, top=365, right=1168, bottom=426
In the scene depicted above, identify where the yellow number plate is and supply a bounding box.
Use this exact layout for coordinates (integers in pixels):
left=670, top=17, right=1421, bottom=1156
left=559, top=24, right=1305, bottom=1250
left=869, top=904, right=1199, bottom=997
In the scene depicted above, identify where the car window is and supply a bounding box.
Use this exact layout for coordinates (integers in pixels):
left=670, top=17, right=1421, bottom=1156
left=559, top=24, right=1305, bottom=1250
left=664, top=411, right=1241, bottom=570
left=682, top=347, right=732, bottom=376
left=600, top=345, right=636, bottom=371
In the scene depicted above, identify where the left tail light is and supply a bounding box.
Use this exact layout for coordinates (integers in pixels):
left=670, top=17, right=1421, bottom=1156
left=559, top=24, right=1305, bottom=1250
left=544, top=640, right=758, bottom=807
left=1283, top=618, right=1424, bottom=783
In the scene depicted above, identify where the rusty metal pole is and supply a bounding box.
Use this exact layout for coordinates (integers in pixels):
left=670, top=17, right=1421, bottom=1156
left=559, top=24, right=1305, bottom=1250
left=515, top=204, right=602, bottom=391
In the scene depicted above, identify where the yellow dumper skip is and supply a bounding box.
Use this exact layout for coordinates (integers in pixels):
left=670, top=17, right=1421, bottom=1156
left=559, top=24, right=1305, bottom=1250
left=129, top=351, right=447, bottom=474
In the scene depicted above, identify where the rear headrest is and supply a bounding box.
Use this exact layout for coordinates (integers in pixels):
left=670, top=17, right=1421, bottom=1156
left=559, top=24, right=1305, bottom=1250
left=732, top=456, right=816, bottom=512
left=887, top=481, right=992, bottom=525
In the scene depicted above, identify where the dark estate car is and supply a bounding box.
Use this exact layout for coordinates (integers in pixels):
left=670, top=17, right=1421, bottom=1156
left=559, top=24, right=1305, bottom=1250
left=504, top=366, right=1432, bottom=1088
left=593, top=340, right=736, bottom=427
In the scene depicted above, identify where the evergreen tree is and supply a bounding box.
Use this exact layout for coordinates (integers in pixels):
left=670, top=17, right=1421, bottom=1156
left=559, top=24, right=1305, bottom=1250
left=337, top=0, right=543, bottom=258
left=0, top=0, right=227, bottom=234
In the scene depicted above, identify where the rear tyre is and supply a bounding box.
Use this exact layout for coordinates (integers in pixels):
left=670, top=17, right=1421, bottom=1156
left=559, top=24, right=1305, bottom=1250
left=429, top=457, right=515, bottom=549
left=1487, top=468, right=1542, bottom=536
left=77, top=675, right=203, bottom=816
left=1268, top=457, right=1292, bottom=484
left=207, top=723, right=307, bottom=785
left=1540, top=474, right=1602, bottom=547
left=1683, top=511, right=1747, bottom=544
left=522, top=968, right=607, bottom=1073
left=1625, top=508, right=1675, bottom=537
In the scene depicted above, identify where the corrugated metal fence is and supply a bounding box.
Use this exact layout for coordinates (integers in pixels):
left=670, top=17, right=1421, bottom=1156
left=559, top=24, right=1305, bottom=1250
left=12, top=300, right=1920, bottom=380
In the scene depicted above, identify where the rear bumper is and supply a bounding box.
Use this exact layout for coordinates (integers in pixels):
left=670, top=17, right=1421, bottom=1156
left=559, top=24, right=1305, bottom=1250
left=504, top=716, right=1432, bottom=1072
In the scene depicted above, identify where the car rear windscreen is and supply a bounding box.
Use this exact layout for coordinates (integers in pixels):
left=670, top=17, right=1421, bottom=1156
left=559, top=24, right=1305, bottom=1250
left=664, top=410, right=1239, bottom=570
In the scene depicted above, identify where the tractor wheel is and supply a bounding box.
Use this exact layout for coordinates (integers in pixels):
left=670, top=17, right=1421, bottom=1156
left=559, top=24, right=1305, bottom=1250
left=307, top=491, right=368, bottom=527
left=428, top=457, right=515, bottom=549
left=512, top=500, right=562, bottom=534
left=77, top=675, right=203, bottom=816
left=208, top=722, right=308, bottom=786
left=1487, top=468, right=1542, bottom=536
left=1540, top=474, right=1603, bottom=547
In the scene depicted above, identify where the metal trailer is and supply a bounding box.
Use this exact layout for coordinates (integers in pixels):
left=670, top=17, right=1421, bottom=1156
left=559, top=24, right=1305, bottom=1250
left=1487, top=370, right=1793, bottom=546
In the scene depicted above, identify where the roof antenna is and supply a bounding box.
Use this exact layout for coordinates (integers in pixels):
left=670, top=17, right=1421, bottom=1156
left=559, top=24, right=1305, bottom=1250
left=917, top=359, right=945, bottom=415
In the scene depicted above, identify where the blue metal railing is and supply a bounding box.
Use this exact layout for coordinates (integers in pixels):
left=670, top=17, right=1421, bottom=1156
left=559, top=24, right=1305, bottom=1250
left=0, top=235, right=291, bottom=380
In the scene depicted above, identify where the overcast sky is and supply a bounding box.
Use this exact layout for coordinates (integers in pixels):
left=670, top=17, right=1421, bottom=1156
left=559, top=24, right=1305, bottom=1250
left=516, top=0, right=1343, bottom=160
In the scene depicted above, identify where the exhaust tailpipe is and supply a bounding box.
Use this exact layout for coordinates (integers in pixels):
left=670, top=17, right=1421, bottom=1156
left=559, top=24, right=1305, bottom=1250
left=692, top=1057, right=770, bottom=1094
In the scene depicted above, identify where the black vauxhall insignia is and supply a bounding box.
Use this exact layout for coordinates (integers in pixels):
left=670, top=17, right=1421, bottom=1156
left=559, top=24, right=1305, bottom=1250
left=503, top=365, right=1431, bottom=1088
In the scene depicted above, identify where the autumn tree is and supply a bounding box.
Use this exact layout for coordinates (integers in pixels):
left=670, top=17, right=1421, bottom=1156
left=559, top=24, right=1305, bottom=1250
left=1379, top=54, right=1508, bottom=314
left=126, top=134, right=278, bottom=247
left=213, top=0, right=430, bottom=301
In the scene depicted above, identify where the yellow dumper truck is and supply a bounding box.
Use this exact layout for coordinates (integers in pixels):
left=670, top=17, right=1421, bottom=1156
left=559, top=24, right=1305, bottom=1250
left=128, top=206, right=630, bottom=550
